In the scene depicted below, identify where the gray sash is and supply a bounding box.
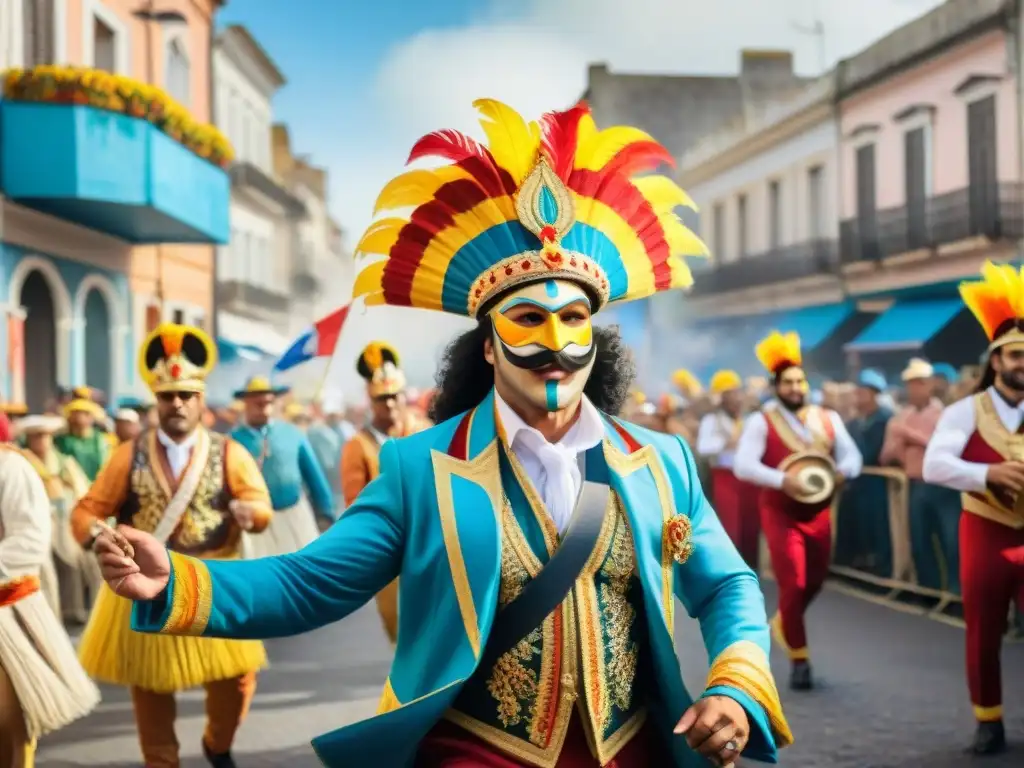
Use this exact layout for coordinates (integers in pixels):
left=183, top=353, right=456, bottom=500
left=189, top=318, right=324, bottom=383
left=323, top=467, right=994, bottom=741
left=481, top=473, right=611, bottom=668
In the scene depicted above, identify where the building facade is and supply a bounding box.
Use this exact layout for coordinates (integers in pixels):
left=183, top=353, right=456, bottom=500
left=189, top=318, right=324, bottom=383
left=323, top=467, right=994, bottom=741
left=213, top=25, right=304, bottom=361
left=0, top=0, right=229, bottom=409
left=835, top=0, right=1021, bottom=376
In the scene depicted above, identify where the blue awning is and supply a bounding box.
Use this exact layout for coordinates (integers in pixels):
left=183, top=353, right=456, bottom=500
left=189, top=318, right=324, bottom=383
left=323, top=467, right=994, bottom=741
left=844, top=298, right=964, bottom=352
left=773, top=302, right=855, bottom=350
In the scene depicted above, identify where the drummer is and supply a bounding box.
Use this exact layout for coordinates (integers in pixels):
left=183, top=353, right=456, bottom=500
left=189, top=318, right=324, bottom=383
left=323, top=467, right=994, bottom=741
left=734, top=331, right=862, bottom=691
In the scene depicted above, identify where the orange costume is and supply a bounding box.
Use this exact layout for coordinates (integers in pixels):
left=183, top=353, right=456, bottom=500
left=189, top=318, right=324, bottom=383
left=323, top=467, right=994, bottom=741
left=71, top=323, right=273, bottom=768
left=340, top=342, right=430, bottom=644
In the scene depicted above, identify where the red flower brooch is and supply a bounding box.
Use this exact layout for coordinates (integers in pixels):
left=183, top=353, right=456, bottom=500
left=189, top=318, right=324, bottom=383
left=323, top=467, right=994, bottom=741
left=664, top=514, right=694, bottom=565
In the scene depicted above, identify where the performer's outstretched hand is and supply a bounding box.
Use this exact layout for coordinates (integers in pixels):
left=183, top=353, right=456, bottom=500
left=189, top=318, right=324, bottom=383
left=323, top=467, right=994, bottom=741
left=675, top=694, right=749, bottom=766
left=94, top=524, right=171, bottom=600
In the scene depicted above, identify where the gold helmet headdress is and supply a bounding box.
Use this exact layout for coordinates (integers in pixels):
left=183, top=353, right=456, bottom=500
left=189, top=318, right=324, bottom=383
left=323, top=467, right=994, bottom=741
left=139, top=323, right=216, bottom=393
left=357, top=342, right=405, bottom=398
left=353, top=99, right=706, bottom=318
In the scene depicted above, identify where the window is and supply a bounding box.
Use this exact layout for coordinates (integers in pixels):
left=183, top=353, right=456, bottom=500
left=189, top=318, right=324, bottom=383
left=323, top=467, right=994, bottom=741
left=904, top=127, right=928, bottom=248
left=807, top=165, right=824, bottom=239
left=768, top=180, right=782, bottom=249
left=967, top=95, right=998, bottom=236
left=165, top=37, right=190, bottom=105
left=712, top=203, right=726, bottom=260
left=93, top=16, right=116, bottom=72
left=855, top=144, right=877, bottom=257
left=193, top=312, right=206, bottom=330
left=22, top=0, right=56, bottom=68
left=737, top=194, right=749, bottom=258
left=171, top=309, right=185, bottom=324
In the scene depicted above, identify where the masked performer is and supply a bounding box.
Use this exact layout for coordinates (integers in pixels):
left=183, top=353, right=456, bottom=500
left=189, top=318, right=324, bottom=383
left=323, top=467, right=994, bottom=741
left=697, top=370, right=760, bottom=570
left=923, top=262, right=1024, bottom=756
left=71, top=323, right=273, bottom=768
left=0, top=445, right=99, bottom=768
left=341, top=342, right=430, bottom=645
left=93, top=99, right=791, bottom=768
left=734, top=332, right=862, bottom=691
left=232, top=377, right=335, bottom=557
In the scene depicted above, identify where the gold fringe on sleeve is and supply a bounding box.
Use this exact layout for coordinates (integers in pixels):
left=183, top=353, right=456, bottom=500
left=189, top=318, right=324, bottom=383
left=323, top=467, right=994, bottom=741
left=706, top=640, right=794, bottom=747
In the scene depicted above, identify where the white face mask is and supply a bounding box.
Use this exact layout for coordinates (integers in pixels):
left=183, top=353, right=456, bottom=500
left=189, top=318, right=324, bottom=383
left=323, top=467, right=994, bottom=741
left=490, top=279, right=596, bottom=413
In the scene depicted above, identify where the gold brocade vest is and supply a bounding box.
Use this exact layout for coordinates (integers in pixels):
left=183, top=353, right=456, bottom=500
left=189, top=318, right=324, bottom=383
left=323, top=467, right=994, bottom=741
left=960, top=392, right=1024, bottom=529
left=116, top=430, right=238, bottom=556
left=445, top=451, right=651, bottom=768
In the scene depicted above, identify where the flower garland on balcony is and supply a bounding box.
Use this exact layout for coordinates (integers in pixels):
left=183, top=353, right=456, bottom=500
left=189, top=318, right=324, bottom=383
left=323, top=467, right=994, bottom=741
left=2, top=66, right=233, bottom=169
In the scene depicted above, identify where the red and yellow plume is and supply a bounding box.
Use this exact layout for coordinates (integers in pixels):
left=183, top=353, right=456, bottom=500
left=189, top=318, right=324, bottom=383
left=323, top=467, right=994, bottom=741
left=709, top=369, right=742, bottom=394
left=960, top=261, right=1024, bottom=349
left=672, top=368, right=703, bottom=397
left=354, top=99, right=706, bottom=318
left=755, top=332, right=802, bottom=375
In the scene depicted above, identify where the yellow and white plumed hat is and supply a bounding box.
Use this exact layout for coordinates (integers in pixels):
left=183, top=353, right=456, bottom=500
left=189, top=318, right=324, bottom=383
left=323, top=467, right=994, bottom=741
left=960, top=261, right=1024, bottom=353
left=709, top=369, right=743, bottom=394
left=357, top=342, right=405, bottom=399
left=353, top=99, right=706, bottom=318
left=755, top=331, right=803, bottom=376
left=139, top=323, right=216, bottom=394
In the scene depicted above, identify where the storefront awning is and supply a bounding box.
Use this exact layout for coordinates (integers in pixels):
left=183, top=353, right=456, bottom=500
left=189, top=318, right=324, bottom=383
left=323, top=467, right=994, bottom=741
left=844, top=298, right=964, bottom=352
left=774, top=302, right=855, bottom=350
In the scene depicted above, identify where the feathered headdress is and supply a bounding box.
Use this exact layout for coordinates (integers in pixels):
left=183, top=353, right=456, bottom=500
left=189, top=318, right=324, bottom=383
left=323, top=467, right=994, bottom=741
left=709, top=369, right=742, bottom=394
left=959, top=261, right=1024, bottom=351
left=755, top=331, right=802, bottom=375
left=672, top=368, right=703, bottom=397
left=354, top=99, right=706, bottom=318
left=139, top=323, right=217, bottom=393
left=357, top=342, right=405, bottom=398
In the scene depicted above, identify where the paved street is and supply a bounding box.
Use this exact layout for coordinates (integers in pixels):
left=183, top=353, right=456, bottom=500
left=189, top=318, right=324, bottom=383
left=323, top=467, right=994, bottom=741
left=37, top=583, right=1024, bottom=767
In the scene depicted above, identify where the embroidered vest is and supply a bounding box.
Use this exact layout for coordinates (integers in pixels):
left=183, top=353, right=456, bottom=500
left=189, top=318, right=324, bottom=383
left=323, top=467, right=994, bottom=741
left=445, top=449, right=651, bottom=768
left=760, top=405, right=836, bottom=520
left=117, top=430, right=237, bottom=556
left=960, top=392, right=1024, bottom=530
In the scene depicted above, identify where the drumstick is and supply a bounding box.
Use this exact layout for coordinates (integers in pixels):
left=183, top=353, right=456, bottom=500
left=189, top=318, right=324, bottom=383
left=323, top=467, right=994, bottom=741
left=92, top=517, right=136, bottom=560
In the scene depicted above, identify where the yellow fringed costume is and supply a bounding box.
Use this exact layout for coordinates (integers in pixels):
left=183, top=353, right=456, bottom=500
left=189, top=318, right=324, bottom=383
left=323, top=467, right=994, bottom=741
left=72, top=323, right=273, bottom=767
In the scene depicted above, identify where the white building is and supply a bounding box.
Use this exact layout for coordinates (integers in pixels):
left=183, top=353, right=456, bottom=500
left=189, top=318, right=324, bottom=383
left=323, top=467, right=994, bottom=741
left=212, top=25, right=305, bottom=360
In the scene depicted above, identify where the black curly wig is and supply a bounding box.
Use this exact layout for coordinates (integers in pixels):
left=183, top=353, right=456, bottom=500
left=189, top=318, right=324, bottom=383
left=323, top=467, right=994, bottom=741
left=429, top=316, right=636, bottom=423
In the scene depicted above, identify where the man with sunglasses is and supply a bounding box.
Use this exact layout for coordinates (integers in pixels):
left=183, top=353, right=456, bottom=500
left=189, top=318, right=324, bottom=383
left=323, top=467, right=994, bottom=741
left=71, top=323, right=273, bottom=768
left=340, top=342, right=430, bottom=645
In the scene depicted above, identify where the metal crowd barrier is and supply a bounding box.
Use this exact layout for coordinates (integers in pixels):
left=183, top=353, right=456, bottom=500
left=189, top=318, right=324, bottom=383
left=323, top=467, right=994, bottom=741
left=828, top=466, right=963, bottom=617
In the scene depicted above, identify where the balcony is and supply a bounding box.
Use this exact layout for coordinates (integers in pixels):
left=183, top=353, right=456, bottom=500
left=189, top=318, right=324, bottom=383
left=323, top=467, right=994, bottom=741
left=216, top=280, right=289, bottom=315
left=839, top=183, right=1024, bottom=264
left=292, top=249, right=321, bottom=297
left=0, top=102, right=229, bottom=243
left=230, top=162, right=306, bottom=217
left=689, top=239, right=840, bottom=296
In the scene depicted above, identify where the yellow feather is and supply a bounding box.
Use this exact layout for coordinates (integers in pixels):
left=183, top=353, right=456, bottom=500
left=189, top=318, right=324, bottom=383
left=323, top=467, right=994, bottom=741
left=373, top=167, right=466, bottom=214
left=755, top=331, right=803, bottom=372
left=355, top=218, right=405, bottom=256
left=473, top=98, right=541, bottom=185
left=662, top=215, right=709, bottom=257
left=667, top=256, right=695, bottom=289
left=352, top=260, right=385, bottom=299
left=633, top=176, right=696, bottom=212
left=575, top=125, right=659, bottom=172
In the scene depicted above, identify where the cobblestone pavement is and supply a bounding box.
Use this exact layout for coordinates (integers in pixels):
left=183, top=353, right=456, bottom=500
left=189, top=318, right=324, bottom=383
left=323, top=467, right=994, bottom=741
left=36, top=583, right=1024, bottom=767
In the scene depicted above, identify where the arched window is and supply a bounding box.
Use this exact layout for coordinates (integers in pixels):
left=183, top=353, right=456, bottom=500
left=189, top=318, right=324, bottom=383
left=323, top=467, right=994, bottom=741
left=166, top=36, right=190, bottom=105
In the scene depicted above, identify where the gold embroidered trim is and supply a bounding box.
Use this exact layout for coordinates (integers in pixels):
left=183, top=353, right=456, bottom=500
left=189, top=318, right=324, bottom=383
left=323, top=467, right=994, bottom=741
left=707, top=640, right=793, bottom=747
left=770, top=613, right=809, bottom=661
left=377, top=677, right=401, bottom=714
left=160, top=551, right=212, bottom=636
left=764, top=406, right=833, bottom=456
left=974, top=704, right=1003, bottom=722
left=961, top=493, right=1024, bottom=529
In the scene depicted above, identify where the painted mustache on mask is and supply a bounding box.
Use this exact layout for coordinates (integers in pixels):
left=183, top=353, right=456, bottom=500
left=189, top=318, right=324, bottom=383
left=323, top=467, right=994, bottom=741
left=499, top=339, right=596, bottom=372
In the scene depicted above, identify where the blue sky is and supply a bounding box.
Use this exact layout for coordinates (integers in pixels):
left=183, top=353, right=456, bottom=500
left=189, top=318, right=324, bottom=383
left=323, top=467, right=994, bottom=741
left=217, top=0, right=944, bottom=245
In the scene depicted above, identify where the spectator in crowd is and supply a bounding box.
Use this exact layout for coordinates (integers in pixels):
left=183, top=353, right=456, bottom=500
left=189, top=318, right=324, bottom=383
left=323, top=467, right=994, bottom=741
left=307, top=402, right=356, bottom=513
left=932, top=362, right=959, bottom=405
left=881, top=358, right=959, bottom=593
left=112, top=408, right=141, bottom=444
left=54, top=388, right=110, bottom=482
left=835, top=370, right=893, bottom=574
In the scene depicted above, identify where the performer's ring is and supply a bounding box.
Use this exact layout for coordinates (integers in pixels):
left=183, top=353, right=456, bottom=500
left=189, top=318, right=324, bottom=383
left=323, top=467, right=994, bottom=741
left=724, top=740, right=738, bottom=752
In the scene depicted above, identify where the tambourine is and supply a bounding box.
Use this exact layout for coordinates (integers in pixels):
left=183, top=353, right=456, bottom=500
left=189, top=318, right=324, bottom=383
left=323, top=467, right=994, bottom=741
left=778, top=450, right=837, bottom=505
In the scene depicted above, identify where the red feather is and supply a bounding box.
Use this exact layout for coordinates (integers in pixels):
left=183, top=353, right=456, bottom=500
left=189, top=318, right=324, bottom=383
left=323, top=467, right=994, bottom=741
left=540, top=102, right=590, bottom=181
left=601, top=141, right=675, bottom=179
left=408, top=129, right=492, bottom=165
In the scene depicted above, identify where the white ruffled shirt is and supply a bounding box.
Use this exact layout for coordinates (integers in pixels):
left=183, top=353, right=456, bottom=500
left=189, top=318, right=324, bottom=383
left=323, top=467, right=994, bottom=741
left=157, top=429, right=197, bottom=481
left=494, top=392, right=605, bottom=534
